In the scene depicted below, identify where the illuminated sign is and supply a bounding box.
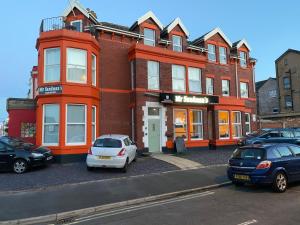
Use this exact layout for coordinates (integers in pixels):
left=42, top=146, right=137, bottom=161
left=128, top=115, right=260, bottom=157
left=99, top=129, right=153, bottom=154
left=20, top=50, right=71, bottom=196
left=160, top=93, right=218, bottom=105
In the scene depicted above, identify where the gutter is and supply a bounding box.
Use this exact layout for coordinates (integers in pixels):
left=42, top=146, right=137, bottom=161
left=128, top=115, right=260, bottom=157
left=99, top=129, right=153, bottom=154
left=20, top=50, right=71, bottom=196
left=86, top=25, right=144, bottom=39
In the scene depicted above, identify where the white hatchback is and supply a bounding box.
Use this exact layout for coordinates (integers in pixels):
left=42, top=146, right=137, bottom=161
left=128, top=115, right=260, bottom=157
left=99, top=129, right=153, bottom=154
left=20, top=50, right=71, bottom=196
left=86, top=135, right=137, bottom=172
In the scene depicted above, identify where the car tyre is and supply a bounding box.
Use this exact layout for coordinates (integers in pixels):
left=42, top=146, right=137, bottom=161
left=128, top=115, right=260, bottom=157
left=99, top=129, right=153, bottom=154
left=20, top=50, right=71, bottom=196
left=121, top=159, right=129, bottom=173
left=133, top=153, right=137, bottom=162
left=87, top=166, right=94, bottom=171
left=273, top=172, right=287, bottom=193
left=13, top=159, right=28, bottom=174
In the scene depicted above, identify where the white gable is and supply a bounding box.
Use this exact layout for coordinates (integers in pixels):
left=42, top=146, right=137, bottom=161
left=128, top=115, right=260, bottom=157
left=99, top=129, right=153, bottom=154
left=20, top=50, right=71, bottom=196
left=166, top=17, right=189, bottom=37
left=202, top=27, right=232, bottom=47
left=137, top=11, right=164, bottom=30
left=63, top=0, right=89, bottom=18
left=236, top=39, right=251, bottom=51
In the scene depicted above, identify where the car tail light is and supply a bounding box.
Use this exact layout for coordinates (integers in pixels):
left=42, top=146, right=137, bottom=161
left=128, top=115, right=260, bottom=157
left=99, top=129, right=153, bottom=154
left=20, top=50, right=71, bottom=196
left=256, top=160, right=272, bottom=169
left=118, top=148, right=126, bottom=156
left=88, top=148, right=92, bottom=155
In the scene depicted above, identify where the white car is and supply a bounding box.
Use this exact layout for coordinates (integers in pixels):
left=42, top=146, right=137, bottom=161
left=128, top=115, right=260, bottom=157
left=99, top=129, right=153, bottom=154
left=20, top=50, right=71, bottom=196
left=86, top=134, right=137, bottom=172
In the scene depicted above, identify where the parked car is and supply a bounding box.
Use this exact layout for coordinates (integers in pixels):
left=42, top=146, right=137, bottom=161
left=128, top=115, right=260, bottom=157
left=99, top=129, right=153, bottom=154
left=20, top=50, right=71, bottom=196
left=0, top=136, right=53, bottom=174
left=227, top=143, right=300, bottom=192
left=238, top=128, right=300, bottom=146
left=86, top=134, right=137, bottom=172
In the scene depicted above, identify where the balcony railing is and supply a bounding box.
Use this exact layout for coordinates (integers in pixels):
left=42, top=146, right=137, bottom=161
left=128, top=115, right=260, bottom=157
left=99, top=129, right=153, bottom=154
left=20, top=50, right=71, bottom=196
left=40, top=16, right=77, bottom=33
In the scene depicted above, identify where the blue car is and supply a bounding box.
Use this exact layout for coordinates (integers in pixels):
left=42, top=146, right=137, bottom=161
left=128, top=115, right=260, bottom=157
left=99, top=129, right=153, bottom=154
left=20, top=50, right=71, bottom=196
left=227, top=143, right=300, bottom=192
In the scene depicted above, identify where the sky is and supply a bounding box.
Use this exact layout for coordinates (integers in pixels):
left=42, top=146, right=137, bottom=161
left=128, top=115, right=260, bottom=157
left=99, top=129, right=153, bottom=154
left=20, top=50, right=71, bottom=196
left=1, top=0, right=300, bottom=121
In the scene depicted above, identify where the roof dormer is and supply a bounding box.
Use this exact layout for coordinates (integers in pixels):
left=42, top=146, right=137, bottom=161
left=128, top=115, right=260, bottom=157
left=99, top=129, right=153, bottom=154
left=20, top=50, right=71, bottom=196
left=130, top=11, right=164, bottom=32
left=161, top=17, right=189, bottom=37
left=232, top=39, right=251, bottom=52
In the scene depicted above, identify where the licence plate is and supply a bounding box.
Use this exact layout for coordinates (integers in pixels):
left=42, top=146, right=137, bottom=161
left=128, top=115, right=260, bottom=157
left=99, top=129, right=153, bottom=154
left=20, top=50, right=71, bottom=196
left=98, top=156, right=111, bottom=160
left=46, top=156, right=53, bottom=161
left=234, top=174, right=250, bottom=181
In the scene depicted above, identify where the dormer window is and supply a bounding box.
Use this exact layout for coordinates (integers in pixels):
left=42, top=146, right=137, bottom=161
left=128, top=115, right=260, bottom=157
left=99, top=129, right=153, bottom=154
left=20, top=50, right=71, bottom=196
left=239, top=51, right=247, bottom=68
left=208, top=44, right=216, bottom=62
left=70, top=20, right=83, bottom=32
left=172, top=35, right=182, bottom=52
left=144, top=28, right=155, bottom=46
left=219, top=47, right=227, bottom=64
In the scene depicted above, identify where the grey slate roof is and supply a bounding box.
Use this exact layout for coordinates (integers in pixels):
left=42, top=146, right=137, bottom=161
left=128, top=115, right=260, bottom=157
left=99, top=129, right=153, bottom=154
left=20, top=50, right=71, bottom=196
left=99, top=22, right=130, bottom=32
left=255, top=78, right=276, bottom=91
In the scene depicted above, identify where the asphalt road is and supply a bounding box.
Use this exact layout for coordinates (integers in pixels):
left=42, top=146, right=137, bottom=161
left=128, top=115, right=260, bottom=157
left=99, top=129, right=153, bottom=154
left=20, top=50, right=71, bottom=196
left=63, top=184, right=300, bottom=225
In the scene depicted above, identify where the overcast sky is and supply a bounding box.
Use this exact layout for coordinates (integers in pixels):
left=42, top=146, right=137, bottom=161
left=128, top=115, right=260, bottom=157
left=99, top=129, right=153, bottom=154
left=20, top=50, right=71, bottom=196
left=1, top=0, right=299, bottom=120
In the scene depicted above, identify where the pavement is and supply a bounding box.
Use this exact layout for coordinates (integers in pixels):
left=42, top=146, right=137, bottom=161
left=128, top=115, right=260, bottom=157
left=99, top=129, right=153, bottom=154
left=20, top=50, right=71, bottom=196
left=0, top=165, right=228, bottom=223
left=68, top=184, right=300, bottom=225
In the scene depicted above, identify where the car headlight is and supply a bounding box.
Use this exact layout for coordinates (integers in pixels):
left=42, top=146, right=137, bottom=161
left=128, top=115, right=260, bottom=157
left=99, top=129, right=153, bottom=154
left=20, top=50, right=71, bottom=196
left=31, top=152, right=44, bottom=158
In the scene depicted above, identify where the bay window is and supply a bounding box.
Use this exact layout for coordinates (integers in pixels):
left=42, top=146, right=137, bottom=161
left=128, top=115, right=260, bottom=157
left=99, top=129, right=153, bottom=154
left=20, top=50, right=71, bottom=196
left=232, top=111, right=242, bottom=138
left=240, top=51, right=247, bottom=68
left=208, top=44, right=216, bottom=62
left=245, top=113, right=251, bottom=135
left=173, top=109, right=187, bottom=138
left=144, top=28, right=155, bottom=46
left=240, top=82, right=249, bottom=98
left=172, top=65, right=186, bottom=92
left=219, top=111, right=229, bottom=139
left=189, top=110, right=203, bottom=140
left=147, top=61, right=160, bottom=90
left=188, top=67, right=201, bottom=93
left=219, top=47, right=227, bottom=64
left=92, top=106, right=96, bottom=143
left=172, top=35, right=182, bottom=52
left=44, top=48, right=60, bottom=83
left=92, top=54, right=97, bottom=86
left=222, top=80, right=230, bottom=96
left=43, top=104, right=59, bottom=145
left=206, top=77, right=214, bottom=95
left=66, top=105, right=86, bottom=145
left=67, top=48, right=87, bottom=83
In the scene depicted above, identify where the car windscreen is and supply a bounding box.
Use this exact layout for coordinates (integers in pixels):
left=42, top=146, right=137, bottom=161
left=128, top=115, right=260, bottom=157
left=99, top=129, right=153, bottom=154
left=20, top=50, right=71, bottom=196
left=93, top=138, right=122, bottom=148
left=0, top=137, right=25, bottom=147
left=232, top=148, right=266, bottom=160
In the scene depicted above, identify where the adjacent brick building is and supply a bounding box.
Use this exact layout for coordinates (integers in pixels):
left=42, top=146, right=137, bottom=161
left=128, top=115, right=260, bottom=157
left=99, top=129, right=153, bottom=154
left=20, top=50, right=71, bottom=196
left=7, top=0, right=257, bottom=160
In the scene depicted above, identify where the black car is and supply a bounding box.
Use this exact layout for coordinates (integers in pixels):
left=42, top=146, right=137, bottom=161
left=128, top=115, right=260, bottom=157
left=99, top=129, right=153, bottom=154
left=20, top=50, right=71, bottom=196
left=0, top=136, right=53, bottom=174
left=238, top=128, right=300, bottom=146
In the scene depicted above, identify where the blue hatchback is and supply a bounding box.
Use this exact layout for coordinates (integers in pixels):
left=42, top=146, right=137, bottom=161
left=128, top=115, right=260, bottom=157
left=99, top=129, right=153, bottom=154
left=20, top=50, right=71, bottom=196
left=227, top=143, right=300, bottom=192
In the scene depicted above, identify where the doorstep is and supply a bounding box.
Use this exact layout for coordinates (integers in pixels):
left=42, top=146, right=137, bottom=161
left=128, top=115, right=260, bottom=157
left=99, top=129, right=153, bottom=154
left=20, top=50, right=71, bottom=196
left=151, top=153, right=203, bottom=170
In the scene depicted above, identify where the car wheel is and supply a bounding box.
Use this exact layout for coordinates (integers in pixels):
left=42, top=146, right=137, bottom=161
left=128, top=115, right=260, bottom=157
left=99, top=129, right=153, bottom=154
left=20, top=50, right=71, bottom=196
left=273, top=172, right=288, bottom=193
left=87, top=166, right=94, bottom=171
left=121, top=159, right=129, bottom=173
left=13, top=159, right=28, bottom=174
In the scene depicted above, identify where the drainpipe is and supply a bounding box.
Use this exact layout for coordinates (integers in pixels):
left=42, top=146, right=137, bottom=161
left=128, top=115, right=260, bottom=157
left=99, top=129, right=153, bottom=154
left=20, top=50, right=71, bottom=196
left=235, top=57, right=239, bottom=98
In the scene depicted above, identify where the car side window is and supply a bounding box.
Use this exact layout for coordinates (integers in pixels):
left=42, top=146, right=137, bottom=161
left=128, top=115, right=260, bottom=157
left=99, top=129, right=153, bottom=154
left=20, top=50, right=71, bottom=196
left=280, top=131, right=293, bottom=138
left=0, top=142, right=6, bottom=152
left=277, top=146, right=293, bottom=157
left=289, top=145, right=300, bottom=157
left=269, top=131, right=280, bottom=138
left=268, top=148, right=282, bottom=159
left=124, top=138, right=130, bottom=146
left=294, top=130, right=300, bottom=138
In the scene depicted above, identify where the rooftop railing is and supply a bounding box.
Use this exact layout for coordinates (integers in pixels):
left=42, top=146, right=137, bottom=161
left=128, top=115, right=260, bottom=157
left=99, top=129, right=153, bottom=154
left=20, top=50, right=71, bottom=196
left=40, top=16, right=77, bottom=33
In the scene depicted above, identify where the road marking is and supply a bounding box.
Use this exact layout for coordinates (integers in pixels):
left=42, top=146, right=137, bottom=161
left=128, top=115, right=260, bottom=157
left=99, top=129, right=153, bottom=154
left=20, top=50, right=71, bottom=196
left=237, top=219, right=258, bottom=225
left=63, top=191, right=215, bottom=225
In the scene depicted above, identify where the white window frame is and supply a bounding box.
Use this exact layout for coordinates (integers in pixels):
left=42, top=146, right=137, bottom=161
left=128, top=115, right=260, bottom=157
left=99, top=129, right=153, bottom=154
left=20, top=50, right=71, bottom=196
left=208, top=44, right=216, bottom=62
left=232, top=111, right=242, bottom=139
left=147, top=61, right=160, bottom=90
left=66, top=48, right=87, bottom=84
left=42, top=104, right=59, bottom=146
left=173, top=108, right=187, bottom=140
left=188, top=67, right=202, bottom=93
left=240, top=82, right=249, bottom=98
left=206, top=77, right=214, bottom=95
left=44, top=48, right=60, bottom=83
left=92, top=54, right=97, bottom=86
left=172, top=35, right=182, bottom=52
left=70, top=20, right=83, bottom=32
left=144, top=28, right=155, bottom=47
left=245, top=113, right=251, bottom=135
left=190, top=110, right=203, bottom=140
left=92, top=106, right=97, bottom=143
left=66, top=104, right=87, bottom=146
left=172, top=65, right=186, bottom=92
left=240, top=51, right=247, bottom=68
left=219, top=46, right=227, bottom=64
left=219, top=110, right=230, bottom=140
left=222, top=79, right=230, bottom=96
